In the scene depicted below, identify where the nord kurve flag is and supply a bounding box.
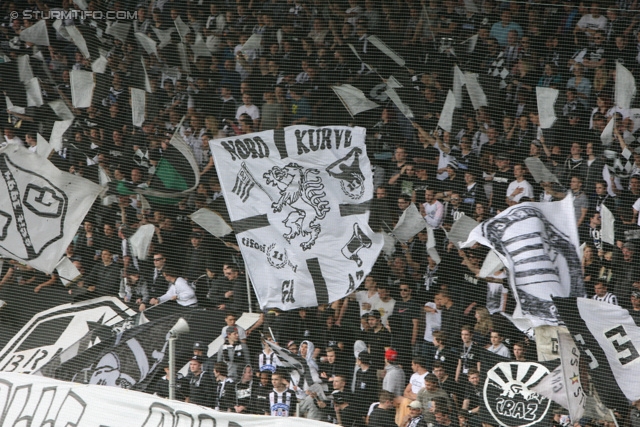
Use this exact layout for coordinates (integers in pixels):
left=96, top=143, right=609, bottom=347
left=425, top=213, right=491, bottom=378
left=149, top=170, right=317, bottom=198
left=553, top=297, right=638, bottom=411
left=210, top=126, right=383, bottom=310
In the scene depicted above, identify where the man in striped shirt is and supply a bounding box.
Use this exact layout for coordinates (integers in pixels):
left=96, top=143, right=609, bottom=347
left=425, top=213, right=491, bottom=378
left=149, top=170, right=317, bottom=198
left=267, top=368, right=297, bottom=417
left=592, top=281, right=618, bottom=305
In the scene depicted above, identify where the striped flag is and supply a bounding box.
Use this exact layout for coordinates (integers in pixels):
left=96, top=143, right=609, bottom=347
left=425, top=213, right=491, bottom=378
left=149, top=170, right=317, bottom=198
left=553, top=297, right=638, bottom=411
left=463, top=196, right=585, bottom=326
left=232, top=162, right=258, bottom=203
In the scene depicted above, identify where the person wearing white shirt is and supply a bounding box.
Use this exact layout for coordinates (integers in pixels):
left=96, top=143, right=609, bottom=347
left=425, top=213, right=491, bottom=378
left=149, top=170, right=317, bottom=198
left=422, top=189, right=444, bottom=229
left=236, top=93, right=261, bottom=128
left=487, top=331, right=511, bottom=358
left=574, top=4, right=608, bottom=39
left=354, top=275, right=381, bottom=316
left=149, top=266, right=198, bottom=307
left=506, top=164, right=534, bottom=206
left=423, top=300, right=442, bottom=344
left=4, top=127, right=24, bottom=147
left=372, top=285, right=396, bottom=328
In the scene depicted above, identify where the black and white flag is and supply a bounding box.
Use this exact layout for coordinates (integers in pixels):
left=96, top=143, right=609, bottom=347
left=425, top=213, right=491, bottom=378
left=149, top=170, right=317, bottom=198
left=56, top=315, right=183, bottom=391
left=0, top=297, right=135, bottom=375
left=0, top=143, right=102, bottom=273
left=211, top=126, right=383, bottom=310
left=531, top=331, right=586, bottom=422
left=554, top=297, right=640, bottom=410
left=463, top=196, right=585, bottom=326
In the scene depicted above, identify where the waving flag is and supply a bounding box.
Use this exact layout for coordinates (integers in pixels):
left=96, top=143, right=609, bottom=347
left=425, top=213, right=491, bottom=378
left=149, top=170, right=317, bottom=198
left=463, top=196, right=585, bottom=326
left=0, top=143, right=102, bottom=273
left=210, top=126, right=382, bottom=310
left=554, top=297, right=639, bottom=411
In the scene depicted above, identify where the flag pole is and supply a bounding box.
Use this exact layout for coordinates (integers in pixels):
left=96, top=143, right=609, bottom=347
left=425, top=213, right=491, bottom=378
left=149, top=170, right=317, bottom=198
left=246, top=271, right=252, bottom=313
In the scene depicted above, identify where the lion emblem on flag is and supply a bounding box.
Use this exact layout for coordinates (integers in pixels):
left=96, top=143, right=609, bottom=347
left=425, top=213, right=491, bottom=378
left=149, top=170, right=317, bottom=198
left=264, top=163, right=330, bottom=250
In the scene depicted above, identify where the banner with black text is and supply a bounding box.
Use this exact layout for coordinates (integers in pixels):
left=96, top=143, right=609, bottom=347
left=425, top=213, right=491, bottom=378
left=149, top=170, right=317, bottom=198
left=0, top=372, right=333, bottom=426
left=211, top=126, right=382, bottom=310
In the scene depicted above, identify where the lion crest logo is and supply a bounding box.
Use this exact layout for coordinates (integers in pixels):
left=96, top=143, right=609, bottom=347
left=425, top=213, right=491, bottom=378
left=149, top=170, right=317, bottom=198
left=263, top=163, right=330, bottom=250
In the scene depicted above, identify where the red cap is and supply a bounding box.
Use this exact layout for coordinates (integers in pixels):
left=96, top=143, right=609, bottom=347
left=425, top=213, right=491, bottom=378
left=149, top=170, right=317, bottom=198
left=385, top=348, right=398, bottom=362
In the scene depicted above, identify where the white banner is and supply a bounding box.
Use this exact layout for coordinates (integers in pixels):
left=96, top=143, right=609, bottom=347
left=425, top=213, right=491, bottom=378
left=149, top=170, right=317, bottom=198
left=211, top=126, right=383, bottom=310
left=0, top=372, right=332, bottom=426
left=463, top=196, right=585, bottom=326
left=0, top=143, right=102, bottom=273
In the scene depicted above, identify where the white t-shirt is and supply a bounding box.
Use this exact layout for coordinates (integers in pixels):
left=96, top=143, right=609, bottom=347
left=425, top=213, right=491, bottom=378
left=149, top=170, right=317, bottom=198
left=409, top=371, right=429, bottom=394
left=488, top=343, right=511, bottom=358
left=576, top=14, right=607, bottom=32
left=355, top=290, right=380, bottom=317
left=435, top=140, right=451, bottom=181
left=157, top=277, right=197, bottom=306
left=372, top=298, right=396, bottom=327
left=423, top=301, right=441, bottom=342
left=222, top=324, right=247, bottom=340
left=236, top=104, right=260, bottom=121
left=423, top=201, right=444, bottom=229
left=506, top=179, right=534, bottom=203
left=486, top=281, right=509, bottom=315
left=632, top=198, right=640, bottom=225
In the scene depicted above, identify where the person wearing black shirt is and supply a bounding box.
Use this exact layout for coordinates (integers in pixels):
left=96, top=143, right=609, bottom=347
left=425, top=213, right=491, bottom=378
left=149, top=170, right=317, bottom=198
left=460, top=171, right=486, bottom=216
left=461, top=368, right=483, bottom=419
left=369, top=390, right=398, bottom=427
left=187, top=356, right=216, bottom=408
left=234, top=365, right=253, bottom=414
left=362, top=311, right=392, bottom=372
left=213, top=361, right=236, bottom=411
left=70, top=249, right=120, bottom=301
left=251, top=371, right=272, bottom=415
left=353, top=352, right=378, bottom=417
left=455, top=326, right=481, bottom=386
left=319, top=347, right=350, bottom=386
left=607, top=35, right=636, bottom=69
left=491, top=154, right=512, bottom=212
left=390, top=284, right=421, bottom=377
left=436, top=162, right=466, bottom=202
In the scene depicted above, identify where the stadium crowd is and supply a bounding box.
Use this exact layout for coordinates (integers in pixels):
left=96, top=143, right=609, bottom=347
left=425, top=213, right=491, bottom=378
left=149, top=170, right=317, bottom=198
left=2, top=0, right=640, bottom=425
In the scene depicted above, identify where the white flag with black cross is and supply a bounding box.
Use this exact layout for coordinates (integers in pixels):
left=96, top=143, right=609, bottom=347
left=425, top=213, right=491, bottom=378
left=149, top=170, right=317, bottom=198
left=210, top=126, right=383, bottom=310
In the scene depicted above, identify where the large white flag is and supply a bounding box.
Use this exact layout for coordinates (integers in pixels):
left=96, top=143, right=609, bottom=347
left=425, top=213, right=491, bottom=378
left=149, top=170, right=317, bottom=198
left=463, top=196, right=585, bottom=326
left=211, top=126, right=383, bottom=310
left=532, top=331, right=586, bottom=422
left=554, top=297, right=638, bottom=410
left=0, top=143, right=102, bottom=273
